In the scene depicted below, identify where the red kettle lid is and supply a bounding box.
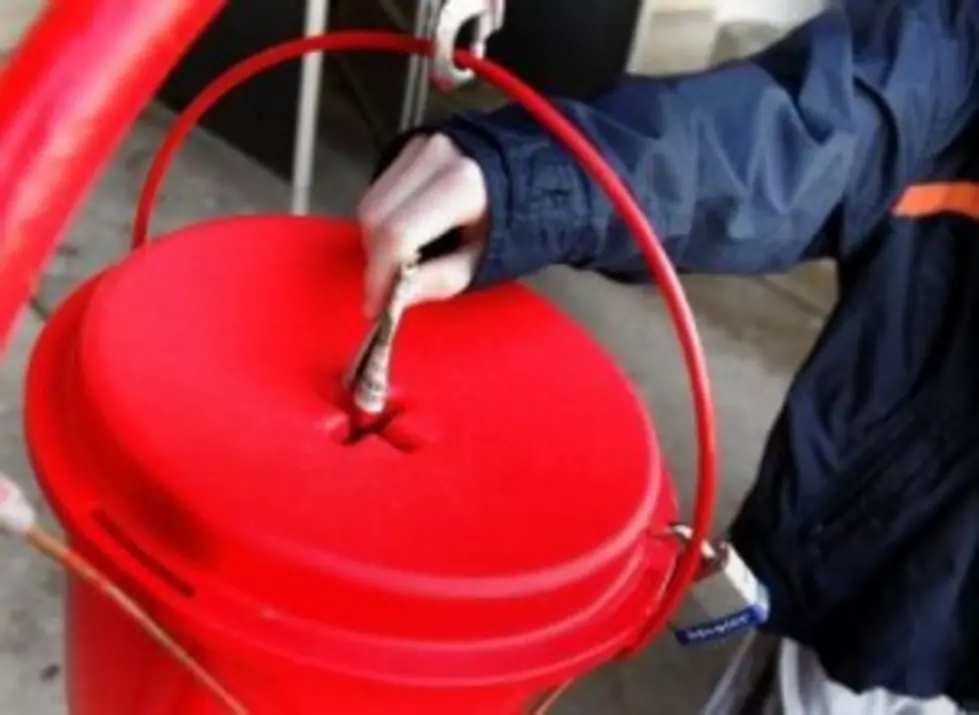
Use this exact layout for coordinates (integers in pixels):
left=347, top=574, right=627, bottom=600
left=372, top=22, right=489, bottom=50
left=29, top=215, right=667, bottom=663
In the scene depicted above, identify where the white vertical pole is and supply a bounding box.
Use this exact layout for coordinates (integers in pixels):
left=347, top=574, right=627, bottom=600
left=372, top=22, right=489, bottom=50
left=399, top=0, right=436, bottom=133
left=412, top=0, right=435, bottom=128
left=291, top=0, right=331, bottom=215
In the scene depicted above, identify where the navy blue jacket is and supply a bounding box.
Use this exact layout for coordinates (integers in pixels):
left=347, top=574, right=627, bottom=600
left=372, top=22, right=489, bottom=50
left=414, top=0, right=979, bottom=705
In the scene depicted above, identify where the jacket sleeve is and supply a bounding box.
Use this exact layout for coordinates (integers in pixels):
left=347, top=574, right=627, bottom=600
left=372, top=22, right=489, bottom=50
left=426, top=0, right=979, bottom=286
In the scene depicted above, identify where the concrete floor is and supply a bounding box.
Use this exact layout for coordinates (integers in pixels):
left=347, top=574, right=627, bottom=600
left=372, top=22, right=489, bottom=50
left=0, top=31, right=834, bottom=715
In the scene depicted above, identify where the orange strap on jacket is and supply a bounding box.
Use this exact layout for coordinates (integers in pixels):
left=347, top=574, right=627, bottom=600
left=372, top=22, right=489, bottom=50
left=894, top=182, right=979, bottom=221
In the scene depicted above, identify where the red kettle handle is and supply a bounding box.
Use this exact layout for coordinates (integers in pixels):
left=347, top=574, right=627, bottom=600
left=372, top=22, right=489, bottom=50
left=129, top=31, right=720, bottom=647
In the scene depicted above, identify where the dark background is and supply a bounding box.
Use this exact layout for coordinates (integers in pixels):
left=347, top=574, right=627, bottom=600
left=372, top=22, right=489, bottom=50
left=157, top=0, right=641, bottom=178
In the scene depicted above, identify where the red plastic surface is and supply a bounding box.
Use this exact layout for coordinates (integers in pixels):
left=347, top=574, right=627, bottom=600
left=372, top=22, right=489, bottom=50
left=6, top=5, right=721, bottom=712
left=0, top=0, right=222, bottom=350
left=131, top=33, right=719, bottom=644
left=85, top=214, right=661, bottom=627
left=62, top=569, right=565, bottom=715
left=0, top=8, right=719, bottom=644
left=29, top=217, right=680, bottom=713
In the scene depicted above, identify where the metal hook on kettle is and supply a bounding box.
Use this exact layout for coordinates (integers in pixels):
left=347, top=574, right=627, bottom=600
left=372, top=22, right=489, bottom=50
left=429, top=0, right=506, bottom=91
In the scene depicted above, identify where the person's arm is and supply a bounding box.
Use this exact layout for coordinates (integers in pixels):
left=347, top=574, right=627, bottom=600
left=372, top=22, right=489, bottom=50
left=427, top=0, right=979, bottom=286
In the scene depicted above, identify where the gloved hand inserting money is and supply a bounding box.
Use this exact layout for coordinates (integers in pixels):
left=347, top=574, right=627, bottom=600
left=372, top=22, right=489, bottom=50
left=357, top=134, right=490, bottom=319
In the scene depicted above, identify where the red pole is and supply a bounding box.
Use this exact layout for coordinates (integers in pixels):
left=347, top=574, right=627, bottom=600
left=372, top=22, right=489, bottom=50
left=0, top=0, right=225, bottom=348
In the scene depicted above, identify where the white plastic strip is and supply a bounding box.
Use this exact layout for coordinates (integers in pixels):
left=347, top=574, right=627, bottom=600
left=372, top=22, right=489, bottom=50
left=0, top=473, right=36, bottom=537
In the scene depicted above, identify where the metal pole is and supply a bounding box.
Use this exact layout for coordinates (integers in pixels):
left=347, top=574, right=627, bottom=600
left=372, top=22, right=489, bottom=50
left=399, top=0, right=436, bottom=133
left=412, top=0, right=435, bottom=127
left=291, top=0, right=331, bottom=215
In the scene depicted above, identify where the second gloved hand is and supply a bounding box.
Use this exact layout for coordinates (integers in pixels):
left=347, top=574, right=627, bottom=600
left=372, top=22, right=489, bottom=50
left=357, top=134, right=490, bottom=318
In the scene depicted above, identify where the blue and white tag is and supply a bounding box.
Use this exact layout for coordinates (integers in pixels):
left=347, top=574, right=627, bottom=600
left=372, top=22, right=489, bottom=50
left=668, top=526, right=770, bottom=647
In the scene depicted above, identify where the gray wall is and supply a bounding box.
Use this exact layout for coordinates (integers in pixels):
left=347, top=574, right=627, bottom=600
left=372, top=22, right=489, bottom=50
left=0, top=0, right=43, bottom=53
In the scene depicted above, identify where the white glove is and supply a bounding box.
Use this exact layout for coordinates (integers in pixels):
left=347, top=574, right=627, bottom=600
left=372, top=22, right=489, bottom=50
left=357, top=134, right=490, bottom=318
